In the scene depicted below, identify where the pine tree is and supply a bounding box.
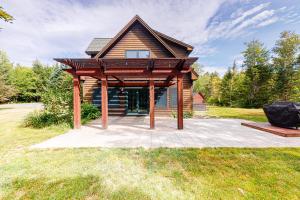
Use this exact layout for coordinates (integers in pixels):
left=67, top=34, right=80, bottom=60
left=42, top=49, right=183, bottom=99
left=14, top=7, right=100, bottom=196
left=272, top=31, right=300, bottom=101
left=220, top=61, right=238, bottom=106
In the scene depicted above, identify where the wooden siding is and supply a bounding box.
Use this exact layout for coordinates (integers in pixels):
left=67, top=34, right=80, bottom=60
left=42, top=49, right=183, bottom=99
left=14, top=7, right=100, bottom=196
left=163, top=40, right=189, bottom=58
left=83, top=77, right=99, bottom=102
left=83, top=74, right=193, bottom=116
left=155, top=73, right=193, bottom=116
left=104, top=22, right=173, bottom=58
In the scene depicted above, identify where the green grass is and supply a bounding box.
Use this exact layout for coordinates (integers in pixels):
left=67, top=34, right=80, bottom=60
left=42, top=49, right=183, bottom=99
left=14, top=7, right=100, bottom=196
left=0, top=104, right=299, bottom=199
left=205, top=106, right=268, bottom=122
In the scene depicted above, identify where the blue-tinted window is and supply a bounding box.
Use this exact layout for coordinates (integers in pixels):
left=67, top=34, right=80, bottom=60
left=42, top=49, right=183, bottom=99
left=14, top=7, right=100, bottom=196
left=125, top=50, right=150, bottom=58
left=170, top=87, right=177, bottom=108
left=138, top=50, right=150, bottom=58
left=155, top=88, right=167, bottom=108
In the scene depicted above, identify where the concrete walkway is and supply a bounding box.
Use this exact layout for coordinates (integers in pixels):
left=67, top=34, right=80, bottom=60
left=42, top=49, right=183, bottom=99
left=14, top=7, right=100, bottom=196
left=32, top=117, right=300, bottom=148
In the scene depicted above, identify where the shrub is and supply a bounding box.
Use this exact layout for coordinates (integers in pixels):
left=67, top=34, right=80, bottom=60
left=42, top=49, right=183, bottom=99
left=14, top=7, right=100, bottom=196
left=24, top=103, right=100, bottom=128
left=81, top=103, right=101, bottom=123
left=23, top=111, right=68, bottom=128
left=171, top=111, right=194, bottom=119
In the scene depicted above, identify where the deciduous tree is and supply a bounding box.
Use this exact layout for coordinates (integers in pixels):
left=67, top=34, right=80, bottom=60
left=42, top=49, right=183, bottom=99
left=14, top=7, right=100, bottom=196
left=242, top=40, right=272, bottom=107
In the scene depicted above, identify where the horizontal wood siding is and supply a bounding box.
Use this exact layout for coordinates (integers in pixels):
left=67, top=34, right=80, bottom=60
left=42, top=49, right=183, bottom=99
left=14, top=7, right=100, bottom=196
left=83, top=74, right=193, bottom=116
left=164, top=40, right=189, bottom=58
left=155, top=73, right=193, bottom=116
left=104, top=22, right=172, bottom=58
left=83, top=77, right=99, bottom=102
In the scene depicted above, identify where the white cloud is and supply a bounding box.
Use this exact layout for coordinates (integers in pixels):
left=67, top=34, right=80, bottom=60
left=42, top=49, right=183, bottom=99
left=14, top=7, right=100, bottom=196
left=205, top=2, right=287, bottom=40
left=0, top=0, right=227, bottom=65
left=256, top=16, right=279, bottom=28
left=0, top=0, right=295, bottom=76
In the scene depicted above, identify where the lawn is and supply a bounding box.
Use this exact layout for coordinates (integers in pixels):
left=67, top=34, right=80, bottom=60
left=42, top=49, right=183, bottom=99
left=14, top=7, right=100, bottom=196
left=205, top=106, right=268, bottom=122
left=0, top=104, right=299, bottom=199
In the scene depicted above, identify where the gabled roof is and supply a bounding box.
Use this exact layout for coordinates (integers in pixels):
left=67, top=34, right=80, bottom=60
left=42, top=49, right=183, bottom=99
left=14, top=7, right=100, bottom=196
left=95, top=15, right=178, bottom=59
left=153, top=30, right=194, bottom=51
left=85, top=38, right=111, bottom=55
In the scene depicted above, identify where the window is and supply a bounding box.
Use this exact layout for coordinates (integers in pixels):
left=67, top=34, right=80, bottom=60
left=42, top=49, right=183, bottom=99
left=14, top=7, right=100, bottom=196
left=155, top=88, right=167, bottom=108
left=169, top=87, right=177, bottom=108
left=125, top=50, right=150, bottom=58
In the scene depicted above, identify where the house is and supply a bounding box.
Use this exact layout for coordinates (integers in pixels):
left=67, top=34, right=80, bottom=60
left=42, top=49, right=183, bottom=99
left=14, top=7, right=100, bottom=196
left=193, top=92, right=206, bottom=111
left=193, top=92, right=205, bottom=104
left=55, top=15, right=198, bottom=129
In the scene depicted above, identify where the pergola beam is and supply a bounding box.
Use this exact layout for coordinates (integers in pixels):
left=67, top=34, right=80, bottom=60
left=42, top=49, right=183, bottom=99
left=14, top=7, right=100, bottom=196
left=111, top=75, right=124, bottom=83
left=55, top=57, right=199, bottom=130
left=108, top=81, right=174, bottom=87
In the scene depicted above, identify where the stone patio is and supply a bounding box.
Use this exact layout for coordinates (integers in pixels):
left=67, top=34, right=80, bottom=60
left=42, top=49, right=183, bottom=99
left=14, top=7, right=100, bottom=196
left=31, top=117, right=300, bottom=148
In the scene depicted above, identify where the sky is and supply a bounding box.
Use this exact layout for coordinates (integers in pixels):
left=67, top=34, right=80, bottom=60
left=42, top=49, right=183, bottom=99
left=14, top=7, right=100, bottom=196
left=0, top=0, right=300, bottom=75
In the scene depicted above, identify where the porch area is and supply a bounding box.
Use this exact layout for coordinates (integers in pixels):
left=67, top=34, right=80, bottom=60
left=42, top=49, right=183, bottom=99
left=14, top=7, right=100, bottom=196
left=31, top=117, right=300, bottom=148
left=55, top=58, right=198, bottom=130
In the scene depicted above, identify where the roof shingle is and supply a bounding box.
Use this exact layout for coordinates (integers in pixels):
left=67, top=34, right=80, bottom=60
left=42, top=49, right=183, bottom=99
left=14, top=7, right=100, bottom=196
left=85, top=38, right=111, bottom=55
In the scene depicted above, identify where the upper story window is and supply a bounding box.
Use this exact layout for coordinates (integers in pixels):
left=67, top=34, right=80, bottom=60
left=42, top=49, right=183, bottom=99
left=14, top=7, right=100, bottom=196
left=125, top=50, right=150, bottom=58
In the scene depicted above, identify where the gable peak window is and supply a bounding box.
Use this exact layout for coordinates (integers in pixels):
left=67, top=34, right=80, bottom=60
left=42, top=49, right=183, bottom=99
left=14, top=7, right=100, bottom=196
left=125, top=50, right=150, bottom=58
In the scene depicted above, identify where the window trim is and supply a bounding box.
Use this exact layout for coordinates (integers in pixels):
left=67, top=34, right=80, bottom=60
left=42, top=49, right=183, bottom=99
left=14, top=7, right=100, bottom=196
left=125, top=50, right=150, bottom=58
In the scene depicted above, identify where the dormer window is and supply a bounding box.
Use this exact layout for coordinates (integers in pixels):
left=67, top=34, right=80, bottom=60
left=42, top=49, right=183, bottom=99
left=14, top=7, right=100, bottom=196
left=125, top=50, right=150, bottom=58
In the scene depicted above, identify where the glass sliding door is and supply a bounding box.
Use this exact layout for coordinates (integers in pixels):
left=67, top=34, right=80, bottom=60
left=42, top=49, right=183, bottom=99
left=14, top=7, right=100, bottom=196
left=126, top=87, right=149, bottom=115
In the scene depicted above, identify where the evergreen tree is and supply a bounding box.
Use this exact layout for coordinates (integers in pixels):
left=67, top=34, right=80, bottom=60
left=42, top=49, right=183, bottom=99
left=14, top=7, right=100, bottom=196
left=242, top=40, right=272, bottom=107
left=220, top=61, right=238, bottom=106
left=272, top=31, right=300, bottom=101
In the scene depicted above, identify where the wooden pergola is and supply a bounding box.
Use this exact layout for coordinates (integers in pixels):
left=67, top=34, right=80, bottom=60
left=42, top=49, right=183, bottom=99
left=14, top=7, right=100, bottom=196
left=54, top=57, right=198, bottom=129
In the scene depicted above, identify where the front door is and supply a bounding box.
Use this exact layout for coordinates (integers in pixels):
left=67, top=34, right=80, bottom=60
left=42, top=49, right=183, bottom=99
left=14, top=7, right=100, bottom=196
left=127, top=88, right=149, bottom=114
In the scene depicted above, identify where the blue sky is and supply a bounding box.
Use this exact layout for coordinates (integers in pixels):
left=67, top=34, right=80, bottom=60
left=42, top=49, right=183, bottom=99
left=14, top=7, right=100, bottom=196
left=0, top=0, right=299, bottom=75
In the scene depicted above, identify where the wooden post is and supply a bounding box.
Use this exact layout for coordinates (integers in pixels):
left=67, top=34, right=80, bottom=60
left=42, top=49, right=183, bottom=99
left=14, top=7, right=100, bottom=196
left=149, top=78, right=155, bottom=129
left=73, top=75, right=81, bottom=129
left=101, top=76, right=108, bottom=129
left=177, top=74, right=183, bottom=129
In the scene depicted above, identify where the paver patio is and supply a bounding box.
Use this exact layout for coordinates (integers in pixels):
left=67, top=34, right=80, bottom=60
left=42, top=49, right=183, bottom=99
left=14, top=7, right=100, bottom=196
left=31, top=116, right=300, bottom=148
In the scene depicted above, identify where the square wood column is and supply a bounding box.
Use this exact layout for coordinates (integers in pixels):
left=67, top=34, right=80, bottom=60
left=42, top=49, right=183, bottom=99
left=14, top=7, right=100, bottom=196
left=149, top=79, right=155, bottom=129
left=177, top=74, right=183, bottom=129
left=73, top=75, right=81, bottom=129
left=101, top=76, right=108, bottom=129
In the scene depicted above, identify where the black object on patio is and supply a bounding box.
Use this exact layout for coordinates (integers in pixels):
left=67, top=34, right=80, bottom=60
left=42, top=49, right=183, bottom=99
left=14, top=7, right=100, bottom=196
left=263, top=102, right=300, bottom=129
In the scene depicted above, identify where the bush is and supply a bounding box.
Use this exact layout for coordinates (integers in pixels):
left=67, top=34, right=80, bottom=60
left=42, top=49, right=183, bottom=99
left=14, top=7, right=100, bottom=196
left=24, top=103, right=100, bottom=128
left=23, top=111, right=68, bottom=128
left=81, top=103, right=101, bottom=123
left=171, top=111, right=194, bottom=119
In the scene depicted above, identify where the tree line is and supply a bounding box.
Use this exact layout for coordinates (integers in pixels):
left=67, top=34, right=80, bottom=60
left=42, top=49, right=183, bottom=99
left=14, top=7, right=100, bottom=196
left=194, top=31, right=300, bottom=108
left=0, top=51, right=56, bottom=103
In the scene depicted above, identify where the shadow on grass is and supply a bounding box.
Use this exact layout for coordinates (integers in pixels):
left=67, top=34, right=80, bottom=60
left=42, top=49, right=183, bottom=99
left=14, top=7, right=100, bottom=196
left=4, top=175, right=151, bottom=200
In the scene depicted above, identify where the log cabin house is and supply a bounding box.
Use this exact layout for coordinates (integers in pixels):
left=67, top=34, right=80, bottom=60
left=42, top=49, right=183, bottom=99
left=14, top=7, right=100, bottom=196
left=55, top=15, right=198, bottom=129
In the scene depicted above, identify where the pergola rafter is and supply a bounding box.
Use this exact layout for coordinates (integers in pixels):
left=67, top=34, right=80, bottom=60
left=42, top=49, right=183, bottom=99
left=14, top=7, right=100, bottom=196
left=54, top=57, right=198, bottom=129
